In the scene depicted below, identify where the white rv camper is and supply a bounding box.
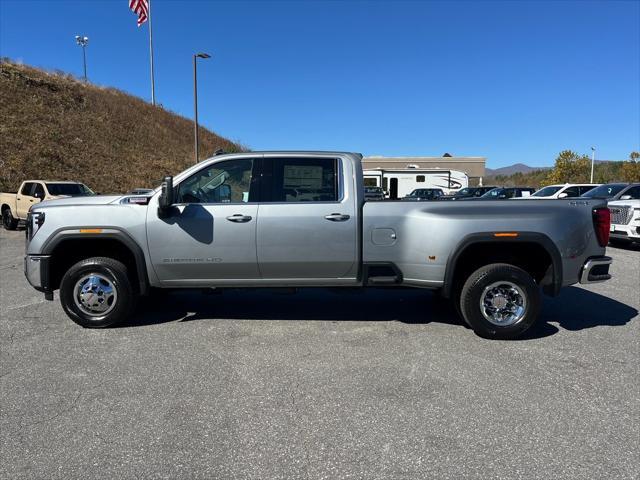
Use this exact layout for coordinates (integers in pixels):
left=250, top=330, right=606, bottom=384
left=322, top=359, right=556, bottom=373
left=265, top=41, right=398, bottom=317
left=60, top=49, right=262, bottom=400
left=363, top=168, right=469, bottom=199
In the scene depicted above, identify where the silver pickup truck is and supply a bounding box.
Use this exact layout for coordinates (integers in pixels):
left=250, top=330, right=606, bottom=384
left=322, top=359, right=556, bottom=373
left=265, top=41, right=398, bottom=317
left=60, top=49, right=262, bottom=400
left=24, top=151, right=613, bottom=339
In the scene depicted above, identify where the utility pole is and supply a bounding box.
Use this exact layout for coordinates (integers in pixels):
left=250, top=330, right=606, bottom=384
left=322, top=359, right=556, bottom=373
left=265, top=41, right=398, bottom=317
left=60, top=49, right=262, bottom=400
left=193, top=52, right=211, bottom=163
left=75, top=35, right=89, bottom=82
left=590, top=147, right=596, bottom=183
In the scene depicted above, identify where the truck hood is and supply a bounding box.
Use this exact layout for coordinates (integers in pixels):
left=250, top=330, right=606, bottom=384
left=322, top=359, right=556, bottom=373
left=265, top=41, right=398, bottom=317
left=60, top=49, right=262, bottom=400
left=36, top=195, right=125, bottom=208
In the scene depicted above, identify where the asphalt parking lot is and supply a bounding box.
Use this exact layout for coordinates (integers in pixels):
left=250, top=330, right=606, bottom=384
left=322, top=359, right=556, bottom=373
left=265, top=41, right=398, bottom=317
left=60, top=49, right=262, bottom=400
left=1, top=228, right=638, bottom=479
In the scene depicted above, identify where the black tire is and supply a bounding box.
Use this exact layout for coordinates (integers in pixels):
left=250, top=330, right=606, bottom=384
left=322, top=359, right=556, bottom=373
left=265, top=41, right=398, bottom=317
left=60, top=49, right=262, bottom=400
left=60, top=257, right=136, bottom=328
left=2, top=208, right=18, bottom=230
left=460, top=263, right=541, bottom=340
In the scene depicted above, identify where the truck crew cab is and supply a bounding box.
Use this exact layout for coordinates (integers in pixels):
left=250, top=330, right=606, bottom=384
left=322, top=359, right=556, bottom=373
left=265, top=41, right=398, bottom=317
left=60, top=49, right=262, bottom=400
left=24, top=152, right=612, bottom=339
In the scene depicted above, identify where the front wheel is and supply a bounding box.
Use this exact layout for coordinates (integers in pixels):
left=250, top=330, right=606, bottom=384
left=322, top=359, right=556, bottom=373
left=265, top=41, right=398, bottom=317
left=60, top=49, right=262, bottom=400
left=60, top=257, right=136, bottom=328
left=2, top=208, right=18, bottom=230
left=460, top=263, right=541, bottom=340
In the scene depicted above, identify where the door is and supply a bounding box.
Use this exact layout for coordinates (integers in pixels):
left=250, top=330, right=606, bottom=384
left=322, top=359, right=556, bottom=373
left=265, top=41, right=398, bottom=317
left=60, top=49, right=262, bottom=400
left=146, top=157, right=261, bottom=284
left=389, top=177, right=398, bottom=199
left=256, top=156, right=358, bottom=280
left=16, top=182, right=36, bottom=218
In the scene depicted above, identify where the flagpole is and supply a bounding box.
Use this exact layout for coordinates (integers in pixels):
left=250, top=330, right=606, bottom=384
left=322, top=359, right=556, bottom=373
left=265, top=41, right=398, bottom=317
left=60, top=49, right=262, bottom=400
left=148, top=0, right=156, bottom=105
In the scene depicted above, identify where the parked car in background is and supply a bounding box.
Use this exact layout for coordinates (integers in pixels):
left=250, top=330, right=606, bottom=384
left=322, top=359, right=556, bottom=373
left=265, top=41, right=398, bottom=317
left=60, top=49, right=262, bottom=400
left=463, top=187, right=536, bottom=200
left=528, top=184, right=599, bottom=199
left=364, top=186, right=385, bottom=201
left=608, top=198, right=640, bottom=245
left=439, top=186, right=497, bottom=200
left=401, top=188, right=444, bottom=201
left=1, top=180, right=94, bottom=229
left=580, top=183, right=640, bottom=201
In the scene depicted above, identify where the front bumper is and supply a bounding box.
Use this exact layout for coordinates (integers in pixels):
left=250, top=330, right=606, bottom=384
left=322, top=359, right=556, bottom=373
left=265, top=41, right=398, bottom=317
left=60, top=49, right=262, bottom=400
left=24, top=255, right=52, bottom=293
left=579, top=256, right=612, bottom=284
left=610, top=223, right=640, bottom=242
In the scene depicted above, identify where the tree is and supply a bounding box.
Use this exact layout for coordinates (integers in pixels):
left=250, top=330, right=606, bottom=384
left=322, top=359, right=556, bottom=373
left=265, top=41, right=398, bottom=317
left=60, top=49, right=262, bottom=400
left=621, top=151, right=640, bottom=182
left=545, top=150, right=591, bottom=184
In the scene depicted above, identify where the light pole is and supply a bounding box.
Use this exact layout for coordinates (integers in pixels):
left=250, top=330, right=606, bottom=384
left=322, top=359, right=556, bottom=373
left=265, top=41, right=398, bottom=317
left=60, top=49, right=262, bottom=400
left=75, top=35, right=89, bottom=82
left=193, top=52, right=211, bottom=163
left=590, top=146, right=596, bottom=183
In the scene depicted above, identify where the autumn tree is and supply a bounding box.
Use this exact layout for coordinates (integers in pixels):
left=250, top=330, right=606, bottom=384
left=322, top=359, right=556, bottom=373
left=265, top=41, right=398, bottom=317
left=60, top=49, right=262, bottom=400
left=621, top=151, right=640, bottom=182
left=545, top=150, right=591, bottom=184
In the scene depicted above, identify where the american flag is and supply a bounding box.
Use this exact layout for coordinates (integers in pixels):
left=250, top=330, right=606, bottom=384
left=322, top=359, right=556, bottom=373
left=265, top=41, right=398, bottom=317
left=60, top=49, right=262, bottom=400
left=129, top=0, right=149, bottom=26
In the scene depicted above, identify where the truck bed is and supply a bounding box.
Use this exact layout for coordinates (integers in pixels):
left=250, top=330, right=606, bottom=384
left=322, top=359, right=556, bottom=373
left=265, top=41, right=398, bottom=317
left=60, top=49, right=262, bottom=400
left=362, top=198, right=604, bottom=288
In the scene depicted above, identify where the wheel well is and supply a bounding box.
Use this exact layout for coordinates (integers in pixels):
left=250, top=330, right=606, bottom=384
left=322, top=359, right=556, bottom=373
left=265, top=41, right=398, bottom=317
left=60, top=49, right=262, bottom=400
left=449, top=241, right=554, bottom=296
left=49, top=238, right=142, bottom=293
left=1, top=204, right=11, bottom=213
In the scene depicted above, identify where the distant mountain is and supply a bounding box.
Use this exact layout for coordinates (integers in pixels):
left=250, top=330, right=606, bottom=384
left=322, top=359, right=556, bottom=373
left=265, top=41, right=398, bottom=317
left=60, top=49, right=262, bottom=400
left=485, top=163, right=550, bottom=176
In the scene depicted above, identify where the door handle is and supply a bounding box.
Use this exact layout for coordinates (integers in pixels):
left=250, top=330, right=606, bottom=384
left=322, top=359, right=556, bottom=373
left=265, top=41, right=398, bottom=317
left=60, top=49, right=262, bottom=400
left=324, top=213, right=350, bottom=222
left=226, top=214, right=252, bottom=223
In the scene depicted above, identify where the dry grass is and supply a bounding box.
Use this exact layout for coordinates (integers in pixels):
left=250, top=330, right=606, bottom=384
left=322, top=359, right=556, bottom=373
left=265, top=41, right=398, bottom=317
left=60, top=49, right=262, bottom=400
left=0, top=60, right=244, bottom=193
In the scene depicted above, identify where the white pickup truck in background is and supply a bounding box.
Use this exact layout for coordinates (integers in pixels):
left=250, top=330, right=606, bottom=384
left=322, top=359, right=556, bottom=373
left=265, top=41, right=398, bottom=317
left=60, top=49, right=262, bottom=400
left=1, top=180, right=94, bottom=229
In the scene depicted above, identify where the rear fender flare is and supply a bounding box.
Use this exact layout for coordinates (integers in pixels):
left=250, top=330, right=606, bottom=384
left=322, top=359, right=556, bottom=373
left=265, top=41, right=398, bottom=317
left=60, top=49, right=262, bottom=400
left=441, top=232, right=563, bottom=298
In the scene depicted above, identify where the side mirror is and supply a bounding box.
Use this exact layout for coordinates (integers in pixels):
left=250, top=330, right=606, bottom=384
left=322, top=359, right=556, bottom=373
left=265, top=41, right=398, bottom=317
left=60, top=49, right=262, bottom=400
left=620, top=195, right=632, bottom=200
left=558, top=192, right=568, bottom=199
left=158, top=176, right=174, bottom=210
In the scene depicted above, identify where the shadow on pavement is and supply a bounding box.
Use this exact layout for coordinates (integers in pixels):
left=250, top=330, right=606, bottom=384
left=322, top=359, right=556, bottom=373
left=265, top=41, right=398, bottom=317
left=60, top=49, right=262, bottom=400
left=123, top=285, right=637, bottom=340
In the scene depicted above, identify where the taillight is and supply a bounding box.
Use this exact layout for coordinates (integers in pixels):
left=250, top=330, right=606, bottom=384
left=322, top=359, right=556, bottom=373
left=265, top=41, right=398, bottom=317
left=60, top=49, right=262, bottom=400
left=593, top=207, right=610, bottom=247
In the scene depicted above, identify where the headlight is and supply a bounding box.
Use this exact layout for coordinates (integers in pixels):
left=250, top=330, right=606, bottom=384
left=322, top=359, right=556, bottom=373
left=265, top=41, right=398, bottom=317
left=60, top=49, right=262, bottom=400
left=26, top=211, right=45, bottom=241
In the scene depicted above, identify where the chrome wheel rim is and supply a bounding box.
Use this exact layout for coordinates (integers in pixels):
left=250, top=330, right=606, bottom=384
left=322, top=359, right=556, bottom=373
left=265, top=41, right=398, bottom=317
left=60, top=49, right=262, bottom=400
left=480, top=281, right=527, bottom=326
left=73, top=274, right=118, bottom=317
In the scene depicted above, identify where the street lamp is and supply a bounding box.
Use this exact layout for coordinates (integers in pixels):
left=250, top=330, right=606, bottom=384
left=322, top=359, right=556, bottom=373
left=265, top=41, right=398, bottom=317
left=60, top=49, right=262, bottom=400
left=590, top=146, right=596, bottom=183
left=193, top=52, right=211, bottom=163
left=75, top=35, right=89, bottom=82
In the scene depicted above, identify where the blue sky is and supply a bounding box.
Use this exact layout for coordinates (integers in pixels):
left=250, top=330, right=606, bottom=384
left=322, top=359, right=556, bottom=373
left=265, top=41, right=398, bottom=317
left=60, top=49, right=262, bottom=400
left=1, top=0, right=638, bottom=167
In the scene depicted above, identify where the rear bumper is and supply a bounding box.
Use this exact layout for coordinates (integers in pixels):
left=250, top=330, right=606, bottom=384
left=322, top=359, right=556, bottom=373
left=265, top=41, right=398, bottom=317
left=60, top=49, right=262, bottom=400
left=579, top=256, right=612, bottom=284
left=24, top=255, right=52, bottom=293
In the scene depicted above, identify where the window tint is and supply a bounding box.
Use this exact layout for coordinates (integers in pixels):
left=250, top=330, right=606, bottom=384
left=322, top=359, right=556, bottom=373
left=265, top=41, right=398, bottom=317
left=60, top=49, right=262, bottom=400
left=177, top=159, right=256, bottom=204
left=363, top=178, right=377, bottom=187
left=32, top=183, right=45, bottom=198
left=578, top=185, right=596, bottom=195
left=533, top=186, right=562, bottom=197
left=624, top=186, right=640, bottom=199
left=581, top=184, right=625, bottom=198
left=416, top=175, right=425, bottom=183
left=20, top=183, right=35, bottom=195
left=269, top=158, right=339, bottom=203
left=562, top=187, right=579, bottom=197
left=46, top=183, right=94, bottom=196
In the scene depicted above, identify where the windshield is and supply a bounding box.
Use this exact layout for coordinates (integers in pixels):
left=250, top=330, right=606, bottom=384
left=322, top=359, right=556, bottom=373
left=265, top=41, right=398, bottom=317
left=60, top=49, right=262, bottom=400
left=581, top=184, right=626, bottom=199
left=532, top=186, right=562, bottom=197
left=46, top=183, right=94, bottom=196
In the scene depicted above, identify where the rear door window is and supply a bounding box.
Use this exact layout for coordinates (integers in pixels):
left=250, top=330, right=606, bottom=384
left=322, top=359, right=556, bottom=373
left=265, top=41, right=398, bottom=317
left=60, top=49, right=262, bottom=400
left=578, top=185, right=596, bottom=195
left=265, top=158, right=339, bottom=203
left=562, top=187, right=580, bottom=197
left=32, top=183, right=45, bottom=199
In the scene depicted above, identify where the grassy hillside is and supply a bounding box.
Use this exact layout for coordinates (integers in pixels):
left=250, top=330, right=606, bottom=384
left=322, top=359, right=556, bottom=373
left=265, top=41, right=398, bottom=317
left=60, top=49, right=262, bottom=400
left=0, top=60, right=244, bottom=193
